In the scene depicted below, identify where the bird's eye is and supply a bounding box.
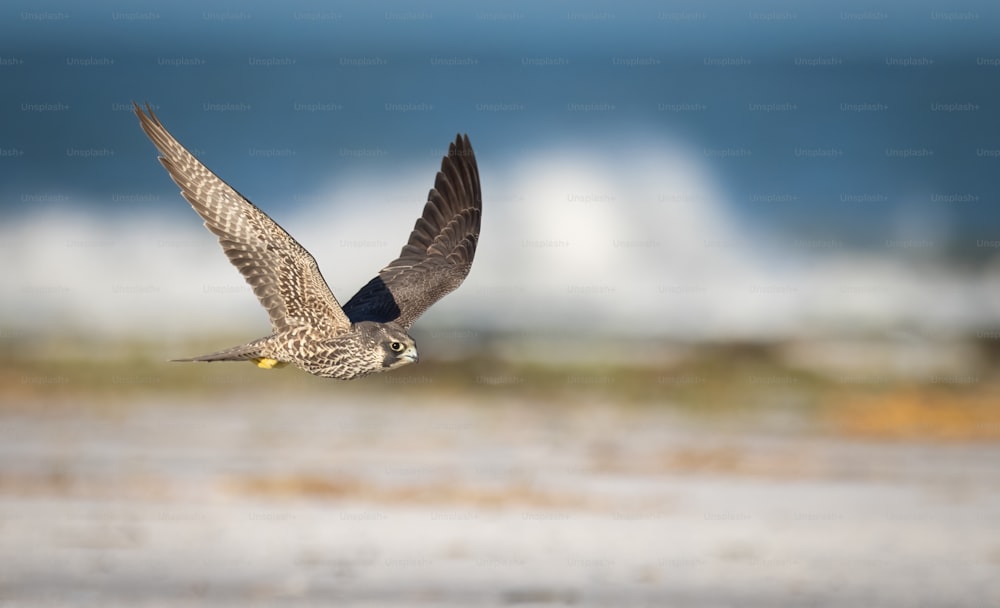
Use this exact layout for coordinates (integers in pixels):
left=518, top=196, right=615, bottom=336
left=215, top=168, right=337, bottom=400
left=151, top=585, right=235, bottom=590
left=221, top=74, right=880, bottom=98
left=390, top=341, right=404, bottom=352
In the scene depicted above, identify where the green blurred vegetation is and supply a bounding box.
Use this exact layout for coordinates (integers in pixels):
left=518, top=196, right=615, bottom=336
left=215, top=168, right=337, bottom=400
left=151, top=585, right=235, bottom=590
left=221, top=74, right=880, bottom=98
left=2, top=330, right=998, bottom=441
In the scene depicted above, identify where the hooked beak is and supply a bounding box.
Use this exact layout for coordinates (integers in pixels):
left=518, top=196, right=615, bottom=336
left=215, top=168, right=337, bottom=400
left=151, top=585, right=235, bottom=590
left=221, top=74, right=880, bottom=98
left=401, top=346, right=419, bottom=364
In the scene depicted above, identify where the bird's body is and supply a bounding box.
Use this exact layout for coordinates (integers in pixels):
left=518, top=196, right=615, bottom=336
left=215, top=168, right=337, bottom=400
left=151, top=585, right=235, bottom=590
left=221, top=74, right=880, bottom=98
left=134, top=103, right=481, bottom=379
left=182, top=320, right=415, bottom=380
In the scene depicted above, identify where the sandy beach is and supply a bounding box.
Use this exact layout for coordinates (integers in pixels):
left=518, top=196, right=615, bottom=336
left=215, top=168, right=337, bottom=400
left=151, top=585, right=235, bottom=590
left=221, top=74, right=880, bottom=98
left=2, top=386, right=998, bottom=607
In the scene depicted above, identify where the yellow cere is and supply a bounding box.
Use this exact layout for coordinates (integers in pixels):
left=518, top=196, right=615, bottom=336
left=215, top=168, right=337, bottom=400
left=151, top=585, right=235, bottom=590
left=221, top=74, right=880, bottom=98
left=251, top=358, right=287, bottom=369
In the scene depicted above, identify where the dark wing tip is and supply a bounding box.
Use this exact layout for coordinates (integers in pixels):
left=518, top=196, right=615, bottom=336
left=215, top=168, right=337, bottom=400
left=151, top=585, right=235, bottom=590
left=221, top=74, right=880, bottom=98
left=442, top=132, right=480, bottom=203
left=422, top=133, right=482, bottom=254
left=449, top=133, right=477, bottom=166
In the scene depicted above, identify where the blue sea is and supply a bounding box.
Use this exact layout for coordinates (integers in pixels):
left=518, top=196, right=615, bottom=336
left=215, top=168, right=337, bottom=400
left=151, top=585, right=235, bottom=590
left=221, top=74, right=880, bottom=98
left=2, top=0, right=999, bottom=337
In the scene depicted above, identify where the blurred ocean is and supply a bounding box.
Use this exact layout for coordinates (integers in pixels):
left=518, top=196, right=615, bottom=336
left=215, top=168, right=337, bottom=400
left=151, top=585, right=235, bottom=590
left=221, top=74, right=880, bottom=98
left=1, top=0, right=999, bottom=339
left=3, top=6, right=1000, bottom=607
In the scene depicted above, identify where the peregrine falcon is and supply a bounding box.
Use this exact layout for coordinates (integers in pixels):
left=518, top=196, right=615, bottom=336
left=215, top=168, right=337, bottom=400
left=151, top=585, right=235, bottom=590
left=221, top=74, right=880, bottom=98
left=134, top=103, right=481, bottom=380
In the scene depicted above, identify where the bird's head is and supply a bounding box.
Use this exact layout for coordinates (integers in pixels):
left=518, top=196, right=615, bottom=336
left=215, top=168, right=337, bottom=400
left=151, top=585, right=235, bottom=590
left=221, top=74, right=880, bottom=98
left=355, top=321, right=419, bottom=371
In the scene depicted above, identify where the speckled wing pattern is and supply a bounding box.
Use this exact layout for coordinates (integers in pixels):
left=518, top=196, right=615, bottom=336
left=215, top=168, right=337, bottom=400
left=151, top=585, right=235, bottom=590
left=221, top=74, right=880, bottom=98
left=342, top=134, right=481, bottom=330
left=133, top=103, right=351, bottom=335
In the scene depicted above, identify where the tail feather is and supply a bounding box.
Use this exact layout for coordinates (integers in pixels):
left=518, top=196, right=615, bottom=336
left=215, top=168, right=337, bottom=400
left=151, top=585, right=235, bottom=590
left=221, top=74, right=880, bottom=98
left=171, top=338, right=273, bottom=363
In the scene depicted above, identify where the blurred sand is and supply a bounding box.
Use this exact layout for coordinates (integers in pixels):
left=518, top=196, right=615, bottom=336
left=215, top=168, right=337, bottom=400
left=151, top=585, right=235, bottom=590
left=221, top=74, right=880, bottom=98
left=1, top=391, right=998, bottom=607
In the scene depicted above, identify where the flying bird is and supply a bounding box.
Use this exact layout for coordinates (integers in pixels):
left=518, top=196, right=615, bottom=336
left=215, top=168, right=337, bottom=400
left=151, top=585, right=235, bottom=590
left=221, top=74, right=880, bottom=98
left=134, top=103, right=481, bottom=379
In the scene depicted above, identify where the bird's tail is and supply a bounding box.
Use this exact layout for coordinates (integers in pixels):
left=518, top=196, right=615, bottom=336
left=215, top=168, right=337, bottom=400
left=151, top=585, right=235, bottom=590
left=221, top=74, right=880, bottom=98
left=172, top=337, right=289, bottom=369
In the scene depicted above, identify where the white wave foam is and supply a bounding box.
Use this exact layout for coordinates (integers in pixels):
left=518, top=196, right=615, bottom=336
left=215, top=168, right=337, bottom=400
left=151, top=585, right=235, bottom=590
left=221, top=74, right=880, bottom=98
left=3, top=141, right=997, bottom=340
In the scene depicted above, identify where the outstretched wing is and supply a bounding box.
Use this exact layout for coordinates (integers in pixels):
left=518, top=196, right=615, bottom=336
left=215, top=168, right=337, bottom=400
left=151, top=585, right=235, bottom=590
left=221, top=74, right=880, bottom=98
left=342, top=134, right=481, bottom=330
left=134, top=103, right=351, bottom=334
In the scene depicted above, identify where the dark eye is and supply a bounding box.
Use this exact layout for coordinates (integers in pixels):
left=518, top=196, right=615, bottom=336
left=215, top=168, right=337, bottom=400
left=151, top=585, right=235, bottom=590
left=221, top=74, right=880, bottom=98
left=390, top=341, right=404, bottom=352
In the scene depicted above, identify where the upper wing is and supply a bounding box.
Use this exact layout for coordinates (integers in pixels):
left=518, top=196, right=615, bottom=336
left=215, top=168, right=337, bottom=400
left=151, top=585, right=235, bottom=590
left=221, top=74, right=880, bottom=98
left=133, top=103, right=351, bottom=334
left=342, top=134, right=481, bottom=330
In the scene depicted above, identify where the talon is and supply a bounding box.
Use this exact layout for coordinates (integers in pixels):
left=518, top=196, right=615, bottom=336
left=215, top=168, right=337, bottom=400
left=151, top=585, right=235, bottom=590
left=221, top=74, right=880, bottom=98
left=251, top=357, right=287, bottom=369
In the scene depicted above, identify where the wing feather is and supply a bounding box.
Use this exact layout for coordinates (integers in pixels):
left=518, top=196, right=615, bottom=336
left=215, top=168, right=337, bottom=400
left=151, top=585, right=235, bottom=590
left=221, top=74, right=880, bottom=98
left=133, top=103, right=350, bottom=334
left=342, top=134, right=481, bottom=329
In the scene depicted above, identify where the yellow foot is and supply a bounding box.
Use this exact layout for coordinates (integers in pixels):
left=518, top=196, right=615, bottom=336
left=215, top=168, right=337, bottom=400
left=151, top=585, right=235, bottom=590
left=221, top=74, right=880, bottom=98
left=251, top=357, right=288, bottom=369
